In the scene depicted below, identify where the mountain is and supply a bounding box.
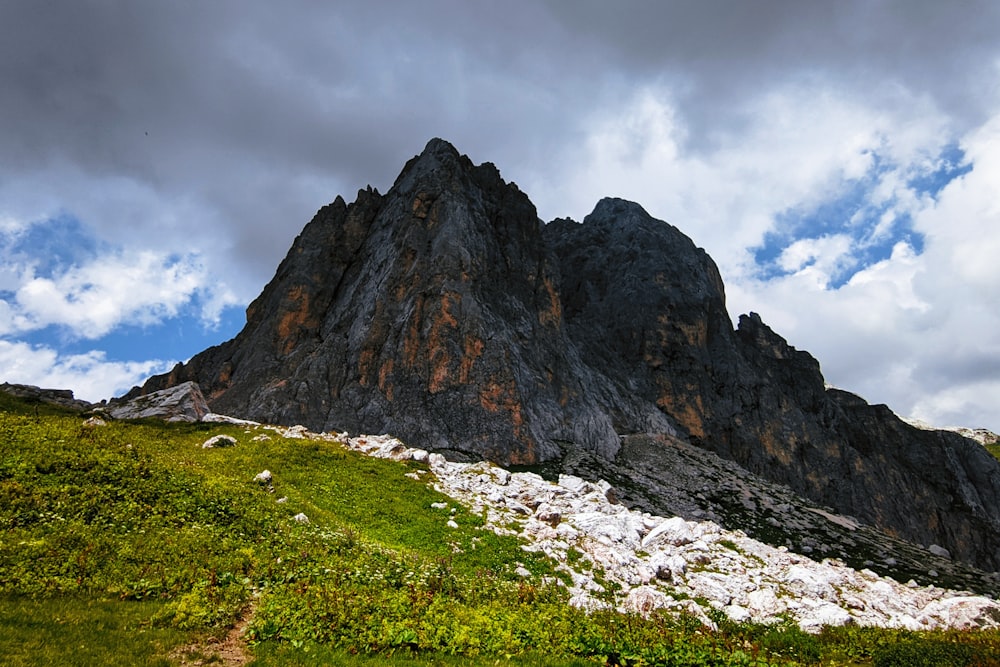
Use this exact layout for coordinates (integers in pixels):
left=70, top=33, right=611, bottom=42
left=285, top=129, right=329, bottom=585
left=123, top=138, right=1000, bottom=574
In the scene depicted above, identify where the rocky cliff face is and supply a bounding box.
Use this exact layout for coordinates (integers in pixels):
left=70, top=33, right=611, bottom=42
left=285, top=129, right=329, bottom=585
left=125, top=138, right=1000, bottom=573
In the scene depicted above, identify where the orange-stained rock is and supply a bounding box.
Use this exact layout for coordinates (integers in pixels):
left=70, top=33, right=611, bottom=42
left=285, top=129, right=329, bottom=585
left=121, top=138, right=1000, bottom=573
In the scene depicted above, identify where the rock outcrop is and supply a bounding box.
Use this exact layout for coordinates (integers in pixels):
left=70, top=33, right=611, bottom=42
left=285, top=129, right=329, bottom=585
left=123, top=138, right=1000, bottom=573
left=0, top=382, right=93, bottom=412
left=108, top=381, right=209, bottom=422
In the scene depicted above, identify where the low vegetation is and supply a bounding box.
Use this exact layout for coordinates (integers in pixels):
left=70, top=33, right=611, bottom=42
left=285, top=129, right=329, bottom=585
left=2, top=392, right=999, bottom=665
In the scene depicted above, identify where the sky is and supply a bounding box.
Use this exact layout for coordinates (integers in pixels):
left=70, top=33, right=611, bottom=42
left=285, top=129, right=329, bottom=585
left=2, top=1, right=1000, bottom=431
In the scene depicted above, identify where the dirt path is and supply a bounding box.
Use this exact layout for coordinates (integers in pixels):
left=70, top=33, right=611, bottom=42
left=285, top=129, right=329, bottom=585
left=170, top=613, right=252, bottom=666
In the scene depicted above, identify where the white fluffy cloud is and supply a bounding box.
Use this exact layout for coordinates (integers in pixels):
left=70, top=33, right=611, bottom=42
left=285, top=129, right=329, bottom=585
left=0, top=248, right=238, bottom=339
left=723, top=115, right=1000, bottom=429
left=0, top=340, right=173, bottom=402
left=529, top=83, right=952, bottom=276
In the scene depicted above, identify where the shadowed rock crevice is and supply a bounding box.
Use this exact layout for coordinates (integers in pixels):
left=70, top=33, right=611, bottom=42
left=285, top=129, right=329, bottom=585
left=123, top=138, right=1000, bottom=573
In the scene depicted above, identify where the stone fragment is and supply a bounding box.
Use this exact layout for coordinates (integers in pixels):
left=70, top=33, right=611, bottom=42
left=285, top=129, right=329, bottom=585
left=798, top=603, right=853, bottom=631
left=624, top=586, right=670, bottom=616
left=202, top=434, right=237, bottom=449
left=535, top=503, right=562, bottom=527
left=928, top=544, right=951, bottom=559
left=642, top=516, right=697, bottom=549
left=917, top=596, right=1000, bottom=630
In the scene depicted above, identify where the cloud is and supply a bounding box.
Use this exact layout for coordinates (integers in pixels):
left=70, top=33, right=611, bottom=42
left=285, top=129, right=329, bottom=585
left=776, top=235, right=854, bottom=287
left=0, top=340, right=172, bottom=403
left=0, top=237, right=238, bottom=340
left=723, top=115, right=1000, bottom=430
left=529, top=82, right=950, bottom=274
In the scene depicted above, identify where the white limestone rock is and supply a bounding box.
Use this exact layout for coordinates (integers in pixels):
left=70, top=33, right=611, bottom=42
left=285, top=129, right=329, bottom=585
left=202, top=434, right=237, bottom=449
left=624, top=586, right=671, bottom=615
left=289, top=424, right=1000, bottom=633
left=642, top=516, right=698, bottom=549
left=917, top=596, right=1000, bottom=630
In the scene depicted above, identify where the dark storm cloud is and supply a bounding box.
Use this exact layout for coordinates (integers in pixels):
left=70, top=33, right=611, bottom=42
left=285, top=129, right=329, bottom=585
left=540, top=0, right=1000, bottom=147
left=0, top=1, right=605, bottom=290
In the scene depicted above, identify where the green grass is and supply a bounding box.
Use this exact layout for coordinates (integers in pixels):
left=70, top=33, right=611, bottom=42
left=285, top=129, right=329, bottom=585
left=2, top=392, right=1000, bottom=666
left=0, top=596, right=188, bottom=667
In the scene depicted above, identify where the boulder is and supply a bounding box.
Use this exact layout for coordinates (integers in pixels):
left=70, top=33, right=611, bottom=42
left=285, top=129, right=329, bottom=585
left=928, top=544, right=951, bottom=559
left=642, top=516, right=698, bottom=549
left=623, top=586, right=671, bottom=616
left=108, top=381, right=209, bottom=422
left=917, top=596, right=1000, bottom=630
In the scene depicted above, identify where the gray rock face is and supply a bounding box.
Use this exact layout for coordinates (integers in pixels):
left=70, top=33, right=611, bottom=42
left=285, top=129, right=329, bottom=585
left=108, top=381, right=209, bottom=422
left=123, top=138, right=1000, bottom=573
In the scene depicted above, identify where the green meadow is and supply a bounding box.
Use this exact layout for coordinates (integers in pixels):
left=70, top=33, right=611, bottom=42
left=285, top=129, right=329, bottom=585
left=1, top=392, right=998, bottom=666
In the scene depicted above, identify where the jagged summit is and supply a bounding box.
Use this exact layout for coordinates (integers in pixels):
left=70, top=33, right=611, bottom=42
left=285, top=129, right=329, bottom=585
left=124, top=138, right=1000, bottom=573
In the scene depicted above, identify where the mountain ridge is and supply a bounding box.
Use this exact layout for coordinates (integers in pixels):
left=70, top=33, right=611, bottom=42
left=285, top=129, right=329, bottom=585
left=123, top=138, right=1000, bottom=574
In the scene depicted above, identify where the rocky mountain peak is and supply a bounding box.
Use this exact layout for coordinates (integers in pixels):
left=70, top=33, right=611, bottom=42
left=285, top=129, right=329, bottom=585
left=124, top=138, right=1000, bottom=574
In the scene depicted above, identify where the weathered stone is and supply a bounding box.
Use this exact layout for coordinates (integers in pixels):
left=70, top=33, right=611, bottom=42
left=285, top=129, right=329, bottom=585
left=928, top=544, right=951, bottom=559
left=202, top=434, right=237, bottom=449
left=0, top=382, right=93, bottom=411
left=624, top=586, right=671, bottom=616
left=642, top=516, right=698, bottom=549
left=109, top=381, right=209, bottom=422
left=535, top=503, right=562, bottom=527
left=917, top=596, right=1000, bottom=630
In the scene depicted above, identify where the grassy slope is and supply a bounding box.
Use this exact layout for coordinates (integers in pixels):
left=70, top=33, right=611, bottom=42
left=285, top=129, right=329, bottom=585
left=1, top=393, right=999, bottom=666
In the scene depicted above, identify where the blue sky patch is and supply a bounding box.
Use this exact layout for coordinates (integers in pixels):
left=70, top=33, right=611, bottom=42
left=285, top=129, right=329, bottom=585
left=5, top=214, right=109, bottom=278
left=0, top=212, right=245, bottom=367
left=16, top=302, right=246, bottom=366
left=752, top=145, right=965, bottom=288
left=906, top=143, right=972, bottom=198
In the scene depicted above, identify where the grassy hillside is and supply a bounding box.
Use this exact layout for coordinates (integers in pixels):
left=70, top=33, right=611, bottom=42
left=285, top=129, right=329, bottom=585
left=2, top=393, right=999, bottom=666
